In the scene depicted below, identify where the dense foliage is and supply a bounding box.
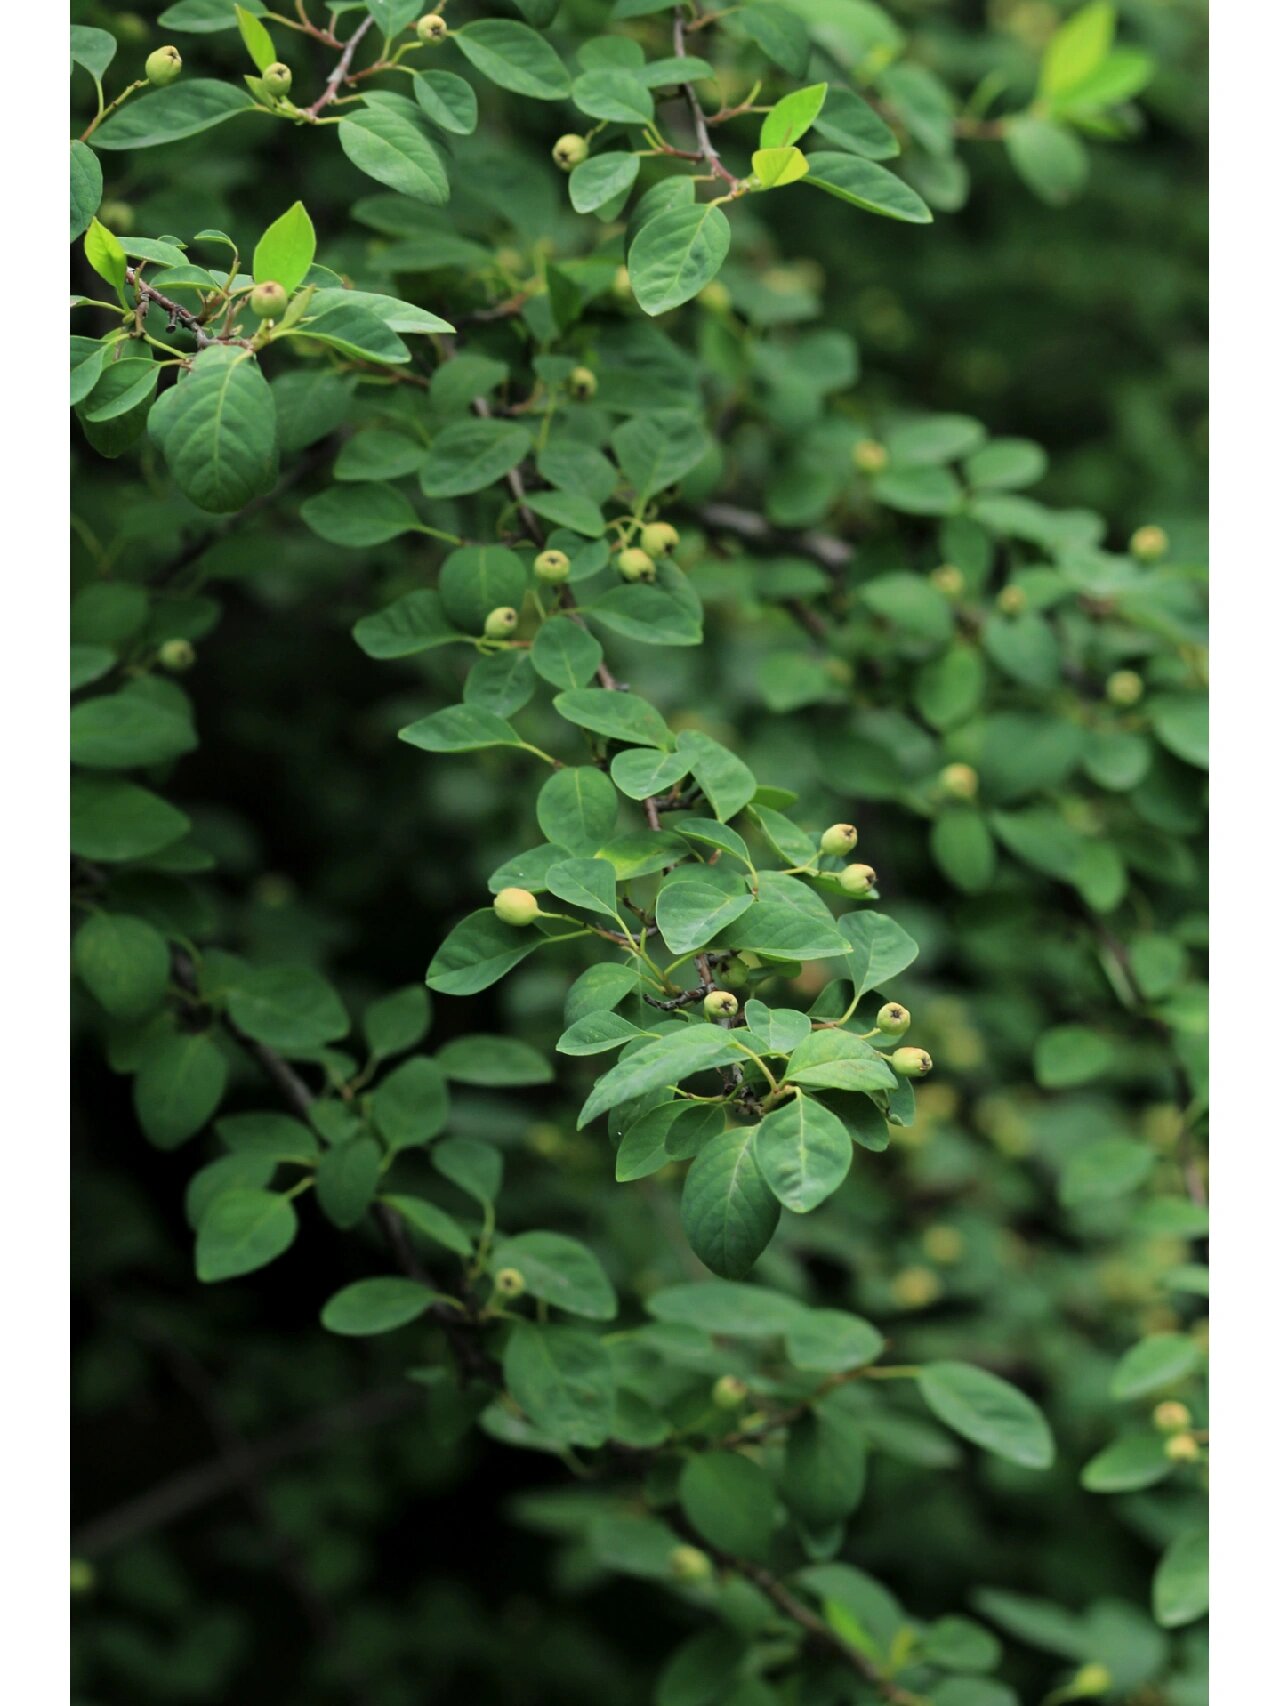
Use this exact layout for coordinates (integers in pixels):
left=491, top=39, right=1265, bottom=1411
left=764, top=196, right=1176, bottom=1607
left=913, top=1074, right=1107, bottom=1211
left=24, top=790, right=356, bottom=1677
left=70, top=3, right=1208, bottom=1703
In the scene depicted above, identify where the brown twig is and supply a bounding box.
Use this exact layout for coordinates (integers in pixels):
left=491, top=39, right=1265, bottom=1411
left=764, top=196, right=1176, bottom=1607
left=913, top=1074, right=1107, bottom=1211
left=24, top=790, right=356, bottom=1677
left=699, top=501, right=853, bottom=575
left=306, top=13, right=375, bottom=118
left=673, top=11, right=740, bottom=189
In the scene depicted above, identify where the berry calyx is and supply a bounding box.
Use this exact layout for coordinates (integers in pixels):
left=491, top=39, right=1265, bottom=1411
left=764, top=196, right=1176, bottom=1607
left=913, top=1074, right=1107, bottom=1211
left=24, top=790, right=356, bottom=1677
left=997, top=584, right=1027, bottom=616
left=1130, top=524, right=1169, bottom=561
left=852, top=438, right=888, bottom=474
left=263, top=62, right=293, bottom=96
left=145, top=45, right=182, bottom=86
left=640, top=521, right=680, bottom=558
left=553, top=133, right=589, bottom=170
left=1107, top=669, right=1144, bottom=707
left=493, top=1266, right=526, bottom=1300
left=617, top=547, right=656, bottom=583
left=820, top=822, right=858, bottom=856
left=249, top=280, right=289, bottom=321
left=940, top=762, right=979, bottom=801
left=158, top=638, right=195, bottom=673
left=876, top=1001, right=910, bottom=1035
left=669, top=1545, right=713, bottom=1583
left=1164, top=1431, right=1200, bottom=1463
left=416, top=13, right=448, bottom=41
left=839, top=863, right=877, bottom=897
left=483, top=606, right=519, bottom=639
left=1152, top=1400, right=1192, bottom=1433
left=890, top=1046, right=932, bottom=1078
left=534, top=549, right=571, bottom=583
left=703, top=989, right=739, bottom=1021
left=494, top=888, right=539, bottom=927
left=931, top=563, right=965, bottom=599
left=568, top=365, right=597, bottom=400
left=711, top=1374, right=748, bottom=1409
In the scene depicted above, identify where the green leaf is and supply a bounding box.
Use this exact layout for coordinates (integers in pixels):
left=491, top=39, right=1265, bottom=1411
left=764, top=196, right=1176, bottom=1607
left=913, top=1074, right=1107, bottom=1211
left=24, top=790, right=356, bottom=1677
left=298, top=289, right=413, bottom=363
left=611, top=747, right=690, bottom=801
left=727, top=899, right=850, bottom=962
left=755, top=1094, right=852, bottom=1212
left=334, top=430, right=427, bottom=484
left=433, top=1135, right=503, bottom=1207
left=235, top=2, right=276, bottom=70
left=560, top=1010, right=645, bottom=1058
left=1110, top=1333, right=1203, bottom=1400
left=438, top=544, right=527, bottom=631
left=784, top=1030, right=895, bottom=1094
left=1152, top=1527, right=1208, bottom=1628
left=85, top=217, right=127, bottom=294
left=382, top=1193, right=473, bottom=1258
left=71, top=24, right=118, bottom=81
left=437, top=1035, right=551, bottom=1086
left=733, top=3, right=811, bottom=76
left=579, top=1026, right=743, bottom=1127
left=812, top=87, right=899, bottom=160
left=537, top=767, right=618, bottom=856
left=565, top=963, right=641, bottom=1024
left=421, top=420, right=533, bottom=498
left=840, top=911, right=919, bottom=997
left=932, top=811, right=997, bottom=893
left=414, top=69, right=479, bottom=134
left=545, top=857, right=619, bottom=919
left=646, top=1279, right=805, bottom=1336
left=1039, top=1, right=1114, bottom=102
left=553, top=687, right=672, bottom=750
left=315, top=1136, right=382, bottom=1229
left=453, top=20, right=571, bottom=100
left=227, top=965, right=348, bottom=1053
left=805, top=152, right=932, bottom=222
left=573, top=69, right=654, bottom=125
left=196, top=1188, right=297, bottom=1282
left=338, top=101, right=449, bottom=205
left=675, top=730, right=756, bottom=821
left=918, top=1362, right=1055, bottom=1469
left=1080, top=1432, right=1173, bottom=1493
left=681, top=1126, right=780, bottom=1278
left=157, top=345, right=278, bottom=514
left=785, top=1309, right=884, bottom=1372
left=399, top=705, right=524, bottom=754
left=503, top=1322, right=615, bottom=1446
left=531, top=617, right=604, bottom=690
left=491, top=1232, right=617, bottom=1320
left=216, top=1112, right=318, bottom=1163
left=370, top=1057, right=449, bottom=1149
left=1033, top=1025, right=1113, bottom=1088
left=612, top=411, right=711, bottom=503
left=353, top=590, right=461, bottom=657
left=760, top=82, right=827, bottom=149
left=570, top=152, right=640, bottom=215
left=656, top=877, right=753, bottom=954
left=71, top=776, right=190, bottom=861
left=135, top=1030, right=229, bottom=1149
left=752, top=145, right=810, bottom=189
left=629, top=203, right=732, bottom=317
left=679, top=1451, right=777, bottom=1561
left=80, top=348, right=157, bottom=423
left=93, top=81, right=255, bottom=149
left=426, top=909, right=546, bottom=995
left=71, top=143, right=103, bottom=244
left=73, top=912, right=171, bottom=1020
left=1005, top=116, right=1088, bottom=207
left=783, top=1402, right=867, bottom=1524
left=69, top=691, right=196, bottom=770
left=252, top=201, right=315, bottom=293
left=321, top=1277, right=438, bottom=1335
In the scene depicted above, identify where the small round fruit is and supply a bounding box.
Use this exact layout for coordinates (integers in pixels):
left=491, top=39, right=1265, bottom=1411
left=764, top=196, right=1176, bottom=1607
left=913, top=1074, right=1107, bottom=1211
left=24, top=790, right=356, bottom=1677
left=1071, top=1665, right=1112, bottom=1696
left=703, top=989, right=739, bottom=1021
left=568, top=364, right=597, bottom=400
left=838, top=863, right=877, bottom=897
left=70, top=1559, right=96, bottom=1595
left=876, top=1001, right=910, bottom=1035
left=1164, top=1431, right=1200, bottom=1463
left=698, top=279, right=731, bottom=312
left=997, top=584, right=1027, bottom=616
left=640, top=521, right=680, bottom=558
left=669, top=1545, right=713, bottom=1583
left=493, top=1266, right=526, bottom=1300
left=494, top=888, right=539, bottom=927
left=483, top=605, right=519, bottom=639
left=890, top=1046, right=932, bottom=1078
left=820, top=822, right=858, bottom=857
left=1130, top=524, right=1168, bottom=562
left=712, top=1374, right=748, bottom=1409
left=534, top=549, right=571, bottom=583
left=1107, top=669, right=1144, bottom=708
left=553, top=133, right=589, bottom=170
left=617, top=547, right=656, bottom=583
left=416, top=13, right=448, bottom=41
left=158, top=638, right=195, bottom=673
left=852, top=438, right=888, bottom=475
left=145, top=45, right=182, bottom=86
left=922, top=1225, right=964, bottom=1264
left=939, top=762, right=979, bottom=801
left=613, top=266, right=632, bottom=299
left=931, top=563, right=965, bottom=600
left=891, top=1266, right=940, bottom=1309
left=263, top=62, right=292, bottom=96
left=249, top=280, right=289, bottom=321
left=1153, top=1400, right=1192, bottom=1433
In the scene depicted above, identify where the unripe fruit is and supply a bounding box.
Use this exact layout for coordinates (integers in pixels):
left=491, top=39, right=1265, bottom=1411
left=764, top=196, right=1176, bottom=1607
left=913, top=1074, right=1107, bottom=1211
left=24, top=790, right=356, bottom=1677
left=416, top=13, right=448, bottom=41
left=876, top=1001, right=910, bottom=1035
left=922, top=1225, right=964, bottom=1264
left=939, top=762, right=979, bottom=801
left=493, top=1266, right=526, bottom=1300
left=553, top=133, right=589, bottom=170
left=1107, top=669, right=1144, bottom=708
left=852, top=438, right=888, bottom=474
left=98, top=200, right=135, bottom=233
left=997, top=584, right=1026, bottom=616
left=931, top=563, right=965, bottom=600
left=613, top=266, right=632, bottom=298
left=145, top=45, right=182, bottom=86
left=891, top=1266, right=940, bottom=1309
left=249, top=280, right=289, bottom=321
left=494, top=888, right=539, bottom=927
left=263, top=62, right=293, bottom=96
left=534, top=549, right=571, bottom=583
left=69, top=1558, right=95, bottom=1595
left=839, top=863, right=877, bottom=897
left=483, top=605, right=519, bottom=639
left=568, top=364, right=597, bottom=400
left=1164, top=1431, right=1200, bottom=1463
left=890, top=1046, right=932, bottom=1078
left=669, top=1544, right=713, bottom=1583
left=712, top=1374, right=748, bottom=1409
left=640, top=521, right=680, bottom=558
left=820, top=822, right=858, bottom=856
left=1130, top=524, right=1168, bottom=562
left=158, top=638, right=195, bottom=673
left=1071, top=1664, right=1112, bottom=1696
left=617, top=547, right=656, bottom=583
left=698, top=279, right=731, bottom=312
left=1152, top=1400, right=1192, bottom=1433
left=703, top=989, right=739, bottom=1021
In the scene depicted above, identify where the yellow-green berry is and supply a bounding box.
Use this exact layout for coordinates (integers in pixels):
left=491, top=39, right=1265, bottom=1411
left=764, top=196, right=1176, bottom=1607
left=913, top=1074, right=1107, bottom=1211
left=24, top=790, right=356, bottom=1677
left=997, top=584, right=1026, bottom=616
left=416, top=13, right=448, bottom=42
left=890, top=1046, right=932, bottom=1078
left=876, top=1001, right=910, bottom=1035
left=1071, top=1664, right=1112, bottom=1696
left=263, top=62, right=292, bottom=96
left=494, top=1266, right=525, bottom=1300
left=70, top=1559, right=96, bottom=1595
left=1107, top=669, right=1144, bottom=708
left=641, top=521, right=680, bottom=557
left=158, top=638, right=195, bottom=673
left=698, top=279, right=731, bottom=312
left=613, top=266, right=632, bottom=299
left=922, top=1225, right=964, bottom=1264
left=553, top=133, right=589, bottom=170
left=931, top=563, right=965, bottom=599
left=891, top=1266, right=940, bottom=1309
left=249, top=280, right=289, bottom=321
left=704, top=989, right=739, bottom=1021
left=568, top=364, right=597, bottom=400
left=820, top=822, right=858, bottom=856
left=617, top=547, right=656, bottom=583
left=940, top=762, right=979, bottom=801
left=712, top=1374, right=748, bottom=1409
left=852, top=438, right=888, bottom=474
left=839, top=863, right=877, bottom=897
left=1130, top=524, right=1168, bottom=562
left=494, top=888, right=539, bottom=928
left=669, top=1545, right=713, bottom=1583
left=145, top=45, right=182, bottom=86
left=1153, top=1400, right=1192, bottom=1433
left=483, top=606, right=519, bottom=639
left=1164, top=1431, right=1200, bottom=1463
left=534, top=549, right=571, bottom=583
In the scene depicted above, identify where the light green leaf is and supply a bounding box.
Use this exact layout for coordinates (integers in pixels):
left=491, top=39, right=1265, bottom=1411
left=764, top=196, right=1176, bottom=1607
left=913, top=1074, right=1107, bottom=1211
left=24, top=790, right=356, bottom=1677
left=553, top=687, right=672, bottom=750
left=235, top=2, right=276, bottom=70
left=752, top=146, right=810, bottom=189
left=93, top=80, right=255, bottom=149
left=421, top=420, right=532, bottom=498
left=805, top=151, right=933, bottom=222
left=760, top=82, right=827, bottom=148
left=629, top=203, right=732, bottom=317
left=784, top=1030, right=895, bottom=1093
left=537, top=766, right=618, bottom=856
left=755, top=1094, right=852, bottom=1212
left=1153, top=1527, right=1208, bottom=1628
left=399, top=704, right=524, bottom=754
left=252, top=200, right=315, bottom=293
left=454, top=20, right=571, bottom=100
left=414, top=69, right=479, bottom=134
left=569, top=152, right=640, bottom=215
left=656, top=876, right=753, bottom=954
left=338, top=100, right=449, bottom=204
left=71, top=143, right=103, bottom=244
left=1110, top=1333, right=1203, bottom=1400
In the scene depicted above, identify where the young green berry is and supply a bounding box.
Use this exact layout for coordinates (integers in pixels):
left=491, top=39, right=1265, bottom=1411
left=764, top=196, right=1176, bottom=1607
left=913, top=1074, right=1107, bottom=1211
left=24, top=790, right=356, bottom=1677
left=494, top=888, right=539, bottom=928
left=876, top=1001, right=910, bottom=1035
left=1071, top=1665, right=1112, bottom=1696
left=416, top=13, right=448, bottom=41
left=249, top=280, right=289, bottom=321
left=145, top=45, right=182, bottom=86
left=69, top=1558, right=96, bottom=1595
left=1130, top=524, right=1168, bottom=562
left=931, top=563, right=965, bottom=600
left=890, top=1046, right=932, bottom=1078
left=553, top=133, right=589, bottom=170
left=263, top=62, right=293, bottom=97
left=839, top=863, right=877, bottom=897
left=669, top=1545, right=713, bottom=1583
left=712, top=1374, right=748, bottom=1409
left=158, top=638, right=195, bottom=673
left=1164, top=1431, right=1200, bottom=1463
left=640, top=521, right=680, bottom=558
left=820, top=822, right=858, bottom=856
left=703, top=989, right=739, bottom=1021
left=613, top=266, right=632, bottom=299
left=493, top=1266, right=526, bottom=1300
left=534, top=549, right=571, bottom=583
left=483, top=605, right=519, bottom=639
left=568, top=365, right=597, bottom=401
left=922, top=1225, right=964, bottom=1264
left=891, top=1266, right=940, bottom=1309
left=1107, top=669, right=1144, bottom=708
left=698, top=279, right=731, bottom=312
left=1152, top=1400, right=1192, bottom=1433
left=617, top=547, right=656, bottom=583
left=997, top=584, right=1026, bottom=616
left=852, top=438, right=888, bottom=475
left=939, top=762, right=979, bottom=801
